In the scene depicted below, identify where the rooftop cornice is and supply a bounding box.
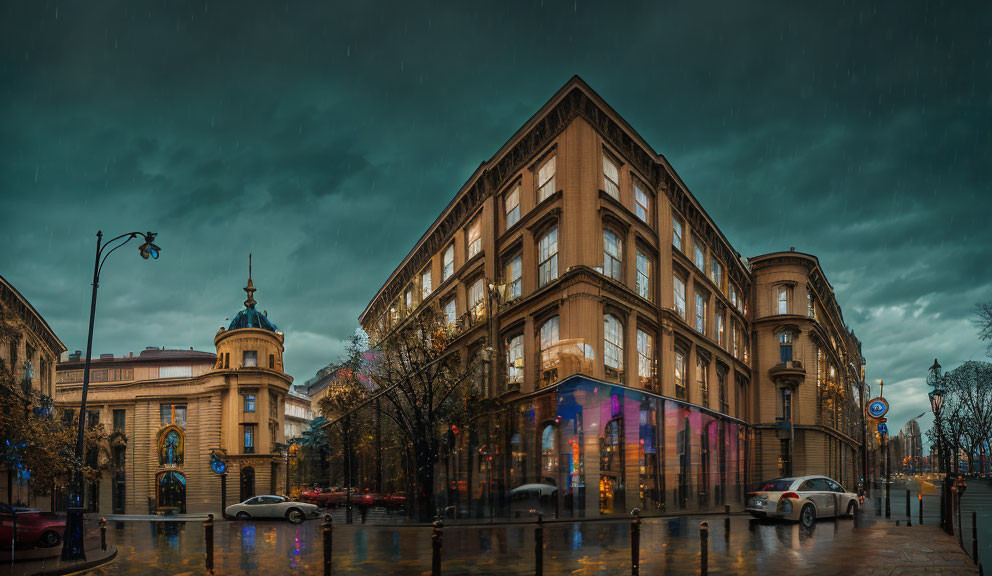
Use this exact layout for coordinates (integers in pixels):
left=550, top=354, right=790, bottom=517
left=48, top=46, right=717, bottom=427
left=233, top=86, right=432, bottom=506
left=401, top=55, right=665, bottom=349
left=0, top=273, right=67, bottom=356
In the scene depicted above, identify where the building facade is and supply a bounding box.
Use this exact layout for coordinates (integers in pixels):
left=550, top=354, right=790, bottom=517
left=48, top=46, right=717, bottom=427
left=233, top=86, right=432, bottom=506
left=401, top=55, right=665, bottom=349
left=357, top=77, right=865, bottom=517
left=54, top=269, right=293, bottom=515
left=0, top=273, right=67, bottom=509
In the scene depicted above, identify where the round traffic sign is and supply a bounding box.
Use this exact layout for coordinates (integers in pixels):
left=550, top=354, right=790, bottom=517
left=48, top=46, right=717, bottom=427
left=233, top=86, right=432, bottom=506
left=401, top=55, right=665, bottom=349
left=867, top=397, right=889, bottom=419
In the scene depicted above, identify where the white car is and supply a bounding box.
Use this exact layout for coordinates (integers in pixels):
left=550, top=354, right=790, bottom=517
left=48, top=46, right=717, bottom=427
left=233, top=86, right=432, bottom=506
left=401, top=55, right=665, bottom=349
left=226, top=495, right=321, bottom=524
left=746, top=475, right=860, bottom=527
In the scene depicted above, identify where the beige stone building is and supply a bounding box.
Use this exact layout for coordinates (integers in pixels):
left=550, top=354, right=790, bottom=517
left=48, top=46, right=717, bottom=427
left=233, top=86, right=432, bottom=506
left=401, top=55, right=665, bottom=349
left=54, top=268, right=293, bottom=515
left=358, top=76, right=864, bottom=517
left=1, top=273, right=66, bottom=509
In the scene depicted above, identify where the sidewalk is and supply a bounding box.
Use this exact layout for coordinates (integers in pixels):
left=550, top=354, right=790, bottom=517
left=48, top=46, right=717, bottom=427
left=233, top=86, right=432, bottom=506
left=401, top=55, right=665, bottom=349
left=0, top=531, right=117, bottom=576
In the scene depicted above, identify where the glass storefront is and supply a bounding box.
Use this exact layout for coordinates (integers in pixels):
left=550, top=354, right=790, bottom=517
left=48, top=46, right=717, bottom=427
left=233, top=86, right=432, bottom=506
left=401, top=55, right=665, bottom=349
left=500, top=375, right=750, bottom=518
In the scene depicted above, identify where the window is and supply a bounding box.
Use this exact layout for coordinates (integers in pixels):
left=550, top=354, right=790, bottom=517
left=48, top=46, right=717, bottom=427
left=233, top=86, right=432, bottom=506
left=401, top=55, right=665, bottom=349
left=270, top=392, right=279, bottom=418
left=729, top=284, right=738, bottom=309
left=506, top=334, right=524, bottom=384
left=160, top=429, right=183, bottom=465
left=539, top=316, right=560, bottom=384
left=697, top=356, right=709, bottom=407
left=634, top=182, right=649, bottom=222
left=536, top=155, right=556, bottom=202
left=541, top=424, right=557, bottom=474
left=807, top=288, right=816, bottom=318
left=224, top=353, right=230, bottom=369
left=442, top=245, right=455, bottom=281
left=715, top=308, right=725, bottom=347
left=718, top=370, right=729, bottom=414
left=777, top=286, right=790, bottom=315
left=269, top=354, right=275, bottom=369
left=159, top=404, right=187, bottom=428
left=113, top=409, right=125, bottom=432
left=674, top=350, right=687, bottom=400
left=270, top=424, right=277, bottom=447
left=243, top=350, right=257, bottom=368
left=672, top=216, right=683, bottom=251
left=443, top=298, right=457, bottom=326
left=693, top=236, right=706, bottom=271
left=603, top=229, right=623, bottom=281
left=603, top=154, right=620, bottom=199
left=87, top=410, right=99, bottom=428
left=674, top=276, right=686, bottom=319
left=709, top=258, right=723, bottom=289
left=159, top=365, right=193, bottom=378
left=637, top=329, right=655, bottom=390
left=636, top=250, right=651, bottom=300
left=421, top=267, right=432, bottom=300
left=243, top=425, right=256, bottom=454
left=695, top=292, right=706, bottom=333
left=467, top=218, right=482, bottom=259
left=244, top=394, right=256, bottom=413
left=505, top=185, right=521, bottom=228
left=505, top=254, right=522, bottom=299
left=779, top=332, right=793, bottom=363
left=469, top=278, right=485, bottom=320
left=538, top=227, right=558, bottom=286
left=732, top=320, right=740, bottom=358
left=781, top=388, right=792, bottom=421
left=604, top=314, right=624, bottom=380
left=405, top=287, right=413, bottom=311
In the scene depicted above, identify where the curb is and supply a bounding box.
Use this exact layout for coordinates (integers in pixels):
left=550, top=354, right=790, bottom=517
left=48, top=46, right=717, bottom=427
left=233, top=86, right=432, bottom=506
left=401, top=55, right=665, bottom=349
left=28, top=545, right=118, bottom=576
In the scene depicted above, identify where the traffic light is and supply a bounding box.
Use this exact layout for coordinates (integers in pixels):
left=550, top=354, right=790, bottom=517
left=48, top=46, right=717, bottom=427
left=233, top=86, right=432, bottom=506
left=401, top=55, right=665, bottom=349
left=139, top=232, right=161, bottom=260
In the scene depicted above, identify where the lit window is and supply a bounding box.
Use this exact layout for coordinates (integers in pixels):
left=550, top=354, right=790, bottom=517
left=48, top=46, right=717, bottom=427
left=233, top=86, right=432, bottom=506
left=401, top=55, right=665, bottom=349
left=715, top=309, right=725, bottom=347
left=673, top=216, right=683, bottom=251
left=695, top=292, right=706, bottom=333
left=674, top=276, right=686, bottom=319
left=697, top=356, right=709, bottom=408
left=732, top=320, right=740, bottom=358
left=506, top=334, right=524, bottom=384
left=467, top=218, right=482, bottom=259
left=604, top=314, right=624, bottom=380
left=637, top=329, right=655, bottom=390
left=244, top=394, right=256, bottom=413
left=243, top=350, right=257, bottom=368
left=729, top=284, right=738, bottom=308
left=634, top=183, right=649, bottom=222
left=405, top=287, right=413, bottom=311
left=536, top=155, right=556, bottom=202
left=505, top=254, right=522, bottom=299
left=603, top=229, right=623, bottom=281
left=442, top=245, right=455, bottom=281
left=539, top=316, right=560, bottom=385
left=710, top=258, right=723, bottom=289
left=421, top=267, right=432, bottom=300
left=694, top=236, right=706, bottom=271
left=636, top=250, right=651, bottom=300
left=505, top=185, right=521, bottom=228
left=777, top=286, right=790, bottom=315
left=469, top=278, right=485, bottom=320
left=674, top=350, right=687, bottom=400
left=538, top=227, right=558, bottom=286
left=603, top=155, right=620, bottom=199
left=807, top=288, right=816, bottom=318
left=443, top=298, right=457, bottom=326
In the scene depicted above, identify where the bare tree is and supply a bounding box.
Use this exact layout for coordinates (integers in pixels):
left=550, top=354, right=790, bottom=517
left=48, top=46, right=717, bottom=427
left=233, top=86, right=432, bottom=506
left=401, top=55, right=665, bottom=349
left=976, top=303, right=992, bottom=357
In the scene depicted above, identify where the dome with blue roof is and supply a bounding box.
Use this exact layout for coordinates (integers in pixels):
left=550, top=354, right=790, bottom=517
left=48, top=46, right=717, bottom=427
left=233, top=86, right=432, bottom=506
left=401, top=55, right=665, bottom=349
left=228, top=254, right=278, bottom=332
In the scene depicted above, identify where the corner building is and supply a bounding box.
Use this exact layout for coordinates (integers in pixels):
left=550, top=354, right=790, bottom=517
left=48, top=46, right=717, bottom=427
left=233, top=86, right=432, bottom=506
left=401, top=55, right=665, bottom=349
left=55, top=269, right=293, bottom=515
left=360, top=77, right=864, bottom=517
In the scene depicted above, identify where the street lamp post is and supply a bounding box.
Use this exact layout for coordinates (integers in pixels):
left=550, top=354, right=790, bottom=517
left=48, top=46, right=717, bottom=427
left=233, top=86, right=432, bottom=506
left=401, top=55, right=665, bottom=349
left=61, top=231, right=160, bottom=561
left=927, top=358, right=952, bottom=535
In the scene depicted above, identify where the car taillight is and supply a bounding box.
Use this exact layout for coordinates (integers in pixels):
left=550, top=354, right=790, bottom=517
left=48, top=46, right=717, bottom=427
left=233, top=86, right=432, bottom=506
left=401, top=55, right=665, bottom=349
left=781, top=492, right=799, bottom=500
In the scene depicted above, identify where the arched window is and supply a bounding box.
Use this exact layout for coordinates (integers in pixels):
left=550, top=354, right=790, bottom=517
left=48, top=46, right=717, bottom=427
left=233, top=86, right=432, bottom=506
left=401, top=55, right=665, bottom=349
left=156, top=471, right=186, bottom=513
left=159, top=428, right=184, bottom=466
left=541, top=424, right=557, bottom=475
left=539, top=316, right=560, bottom=387
left=604, top=314, right=624, bottom=381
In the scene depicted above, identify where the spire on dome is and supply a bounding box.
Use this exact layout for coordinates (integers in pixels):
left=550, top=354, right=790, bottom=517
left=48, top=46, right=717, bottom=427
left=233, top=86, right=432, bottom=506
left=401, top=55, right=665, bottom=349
left=244, top=253, right=257, bottom=309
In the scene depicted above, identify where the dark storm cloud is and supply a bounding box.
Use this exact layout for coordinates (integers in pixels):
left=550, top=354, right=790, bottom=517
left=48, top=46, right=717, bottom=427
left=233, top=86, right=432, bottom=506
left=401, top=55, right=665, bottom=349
left=1, top=1, right=989, bottom=436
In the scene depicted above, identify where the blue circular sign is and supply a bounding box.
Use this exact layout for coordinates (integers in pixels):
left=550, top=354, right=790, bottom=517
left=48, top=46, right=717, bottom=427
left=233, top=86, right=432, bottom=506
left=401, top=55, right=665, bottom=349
left=867, top=397, right=889, bottom=419
left=210, top=454, right=227, bottom=475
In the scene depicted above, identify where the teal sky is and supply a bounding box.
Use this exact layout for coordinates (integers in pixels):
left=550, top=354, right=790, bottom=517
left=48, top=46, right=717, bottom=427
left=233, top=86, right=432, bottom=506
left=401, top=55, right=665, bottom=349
left=1, top=1, right=989, bottom=438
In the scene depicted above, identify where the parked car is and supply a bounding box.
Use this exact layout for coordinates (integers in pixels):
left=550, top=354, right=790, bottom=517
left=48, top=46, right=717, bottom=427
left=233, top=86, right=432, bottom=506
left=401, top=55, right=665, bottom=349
left=746, top=476, right=860, bottom=527
left=510, top=483, right=558, bottom=518
left=355, top=492, right=382, bottom=508
left=381, top=492, right=407, bottom=509
left=0, top=503, right=64, bottom=549
left=226, top=495, right=321, bottom=524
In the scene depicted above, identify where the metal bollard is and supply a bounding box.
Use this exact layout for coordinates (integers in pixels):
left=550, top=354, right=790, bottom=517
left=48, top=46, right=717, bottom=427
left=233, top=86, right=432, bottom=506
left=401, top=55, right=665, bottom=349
left=973, top=511, right=979, bottom=565
left=918, top=493, right=923, bottom=526
left=724, top=504, right=731, bottom=545
left=631, top=508, right=641, bottom=576
left=906, top=490, right=912, bottom=526
left=99, top=517, right=107, bottom=551
left=323, top=514, right=333, bottom=576
left=700, top=521, right=709, bottom=576
left=432, top=520, right=444, bottom=576
left=204, top=513, right=214, bottom=572
left=535, top=513, right=544, bottom=576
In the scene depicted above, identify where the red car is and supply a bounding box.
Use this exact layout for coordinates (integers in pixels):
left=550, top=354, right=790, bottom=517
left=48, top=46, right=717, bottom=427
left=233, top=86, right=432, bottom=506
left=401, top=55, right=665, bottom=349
left=381, top=492, right=407, bottom=509
left=0, top=503, right=64, bottom=549
left=354, top=492, right=382, bottom=508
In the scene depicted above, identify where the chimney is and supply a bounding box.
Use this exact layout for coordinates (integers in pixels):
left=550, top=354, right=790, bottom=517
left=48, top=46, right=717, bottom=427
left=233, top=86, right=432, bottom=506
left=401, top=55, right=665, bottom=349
left=790, top=247, right=796, bottom=252
left=69, top=350, right=82, bottom=362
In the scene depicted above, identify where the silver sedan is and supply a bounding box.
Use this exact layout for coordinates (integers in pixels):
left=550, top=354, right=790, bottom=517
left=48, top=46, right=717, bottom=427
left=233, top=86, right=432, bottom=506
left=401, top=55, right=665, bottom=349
left=225, top=495, right=321, bottom=524
left=746, top=475, right=860, bottom=527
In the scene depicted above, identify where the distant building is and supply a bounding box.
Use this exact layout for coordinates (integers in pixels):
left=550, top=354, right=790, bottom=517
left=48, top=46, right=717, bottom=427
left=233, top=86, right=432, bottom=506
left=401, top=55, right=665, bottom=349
left=0, top=273, right=67, bottom=509
left=55, top=264, right=294, bottom=515
left=897, top=419, right=923, bottom=474
left=285, top=389, right=313, bottom=443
